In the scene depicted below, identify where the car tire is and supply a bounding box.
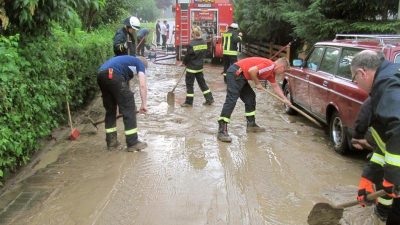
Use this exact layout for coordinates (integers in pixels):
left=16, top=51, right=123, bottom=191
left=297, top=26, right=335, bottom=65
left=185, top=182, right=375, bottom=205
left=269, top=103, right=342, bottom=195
left=329, top=111, right=350, bottom=154
left=283, top=85, right=296, bottom=115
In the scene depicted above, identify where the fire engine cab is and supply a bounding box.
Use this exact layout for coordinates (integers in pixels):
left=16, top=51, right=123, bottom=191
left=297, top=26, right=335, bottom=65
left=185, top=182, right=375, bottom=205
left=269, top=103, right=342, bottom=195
left=173, top=0, right=234, bottom=61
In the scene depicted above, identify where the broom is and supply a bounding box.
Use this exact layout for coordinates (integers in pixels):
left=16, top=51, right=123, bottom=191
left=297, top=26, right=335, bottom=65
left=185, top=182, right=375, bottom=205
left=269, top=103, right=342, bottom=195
left=66, top=98, right=80, bottom=140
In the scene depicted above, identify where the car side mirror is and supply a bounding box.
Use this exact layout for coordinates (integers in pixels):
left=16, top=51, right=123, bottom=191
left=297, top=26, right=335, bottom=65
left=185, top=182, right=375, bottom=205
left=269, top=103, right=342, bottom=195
left=292, top=59, right=303, bottom=67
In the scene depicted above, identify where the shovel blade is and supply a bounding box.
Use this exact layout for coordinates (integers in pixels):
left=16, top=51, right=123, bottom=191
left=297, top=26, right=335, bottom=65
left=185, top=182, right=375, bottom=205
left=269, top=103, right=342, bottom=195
left=69, top=128, right=80, bottom=140
left=308, top=202, right=343, bottom=225
left=167, top=92, right=175, bottom=106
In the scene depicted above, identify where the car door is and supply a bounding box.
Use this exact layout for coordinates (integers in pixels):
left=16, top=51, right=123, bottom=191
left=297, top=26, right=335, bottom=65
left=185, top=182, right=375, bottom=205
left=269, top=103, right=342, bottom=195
left=330, top=47, right=367, bottom=128
left=291, top=46, right=325, bottom=111
left=309, top=47, right=339, bottom=120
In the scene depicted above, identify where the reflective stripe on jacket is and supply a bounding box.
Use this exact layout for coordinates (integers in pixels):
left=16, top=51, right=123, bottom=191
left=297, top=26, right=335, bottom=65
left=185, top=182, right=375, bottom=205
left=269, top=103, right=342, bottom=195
left=183, top=38, right=207, bottom=72
left=222, top=29, right=242, bottom=56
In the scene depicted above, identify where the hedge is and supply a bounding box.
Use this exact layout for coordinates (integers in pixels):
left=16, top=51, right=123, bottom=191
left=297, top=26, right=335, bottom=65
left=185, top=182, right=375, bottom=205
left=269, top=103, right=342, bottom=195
left=0, top=25, right=114, bottom=181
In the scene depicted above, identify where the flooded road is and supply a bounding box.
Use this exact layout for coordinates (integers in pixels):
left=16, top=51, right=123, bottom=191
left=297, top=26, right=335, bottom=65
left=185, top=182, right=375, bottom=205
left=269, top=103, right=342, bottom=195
left=0, top=59, right=377, bottom=225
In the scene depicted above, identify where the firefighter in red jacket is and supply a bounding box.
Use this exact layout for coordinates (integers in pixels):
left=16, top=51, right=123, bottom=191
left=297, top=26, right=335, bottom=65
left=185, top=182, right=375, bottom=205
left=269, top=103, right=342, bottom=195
left=181, top=26, right=214, bottom=107
left=351, top=50, right=400, bottom=224
left=217, top=57, right=291, bottom=142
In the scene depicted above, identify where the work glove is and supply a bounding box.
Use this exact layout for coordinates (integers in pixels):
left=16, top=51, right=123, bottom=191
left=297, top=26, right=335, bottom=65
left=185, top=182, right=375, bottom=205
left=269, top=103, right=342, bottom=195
left=123, top=42, right=128, bottom=49
left=357, top=177, right=376, bottom=207
left=383, top=179, right=400, bottom=198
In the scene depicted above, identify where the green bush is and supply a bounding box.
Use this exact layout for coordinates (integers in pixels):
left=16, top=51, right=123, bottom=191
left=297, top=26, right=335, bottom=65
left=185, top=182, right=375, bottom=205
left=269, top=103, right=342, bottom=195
left=0, top=25, right=114, bottom=180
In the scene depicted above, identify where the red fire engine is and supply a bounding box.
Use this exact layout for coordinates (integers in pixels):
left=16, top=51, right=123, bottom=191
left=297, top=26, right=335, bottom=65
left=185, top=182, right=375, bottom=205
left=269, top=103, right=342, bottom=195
left=173, top=0, right=234, bottom=60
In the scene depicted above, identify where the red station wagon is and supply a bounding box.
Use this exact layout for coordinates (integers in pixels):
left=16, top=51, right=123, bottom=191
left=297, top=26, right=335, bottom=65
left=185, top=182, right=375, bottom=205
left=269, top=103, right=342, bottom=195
left=282, top=34, right=400, bottom=154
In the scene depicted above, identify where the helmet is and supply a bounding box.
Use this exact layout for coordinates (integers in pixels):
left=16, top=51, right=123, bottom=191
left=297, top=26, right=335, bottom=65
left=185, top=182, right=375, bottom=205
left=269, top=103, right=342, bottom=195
left=229, top=23, right=239, bottom=29
left=124, top=16, right=141, bottom=30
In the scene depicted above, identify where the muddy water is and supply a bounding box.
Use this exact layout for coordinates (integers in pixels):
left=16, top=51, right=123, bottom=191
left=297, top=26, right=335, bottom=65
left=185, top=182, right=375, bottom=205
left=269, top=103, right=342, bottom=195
left=1, top=59, right=376, bottom=225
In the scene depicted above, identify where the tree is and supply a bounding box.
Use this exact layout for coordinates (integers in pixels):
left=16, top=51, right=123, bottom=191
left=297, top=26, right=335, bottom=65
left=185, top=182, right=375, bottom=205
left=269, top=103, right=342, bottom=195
left=1, top=0, right=77, bottom=35
left=235, top=0, right=400, bottom=46
left=155, top=0, right=173, bottom=9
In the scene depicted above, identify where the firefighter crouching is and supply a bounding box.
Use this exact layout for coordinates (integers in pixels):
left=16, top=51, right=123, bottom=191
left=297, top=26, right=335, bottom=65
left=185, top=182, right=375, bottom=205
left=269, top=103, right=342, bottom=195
left=113, top=16, right=141, bottom=56
left=222, top=23, right=242, bottom=83
left=217, top=57, right=291, bottom=142
left=181, top=26, right=214, bottom=107
left=97, top=55, right=148, bottom=151
left=351, top=50, right=400, bottom=224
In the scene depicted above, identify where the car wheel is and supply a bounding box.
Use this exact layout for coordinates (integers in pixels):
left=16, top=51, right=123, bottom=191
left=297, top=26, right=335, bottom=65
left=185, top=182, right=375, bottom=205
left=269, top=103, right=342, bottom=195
left=329, top=111, right=349, bottom=154
left=283, top=85, right=296, bottom=115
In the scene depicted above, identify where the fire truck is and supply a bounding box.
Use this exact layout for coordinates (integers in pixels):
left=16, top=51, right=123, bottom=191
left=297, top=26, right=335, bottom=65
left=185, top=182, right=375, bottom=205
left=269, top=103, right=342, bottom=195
left=173, top=0, right=234, bottom=61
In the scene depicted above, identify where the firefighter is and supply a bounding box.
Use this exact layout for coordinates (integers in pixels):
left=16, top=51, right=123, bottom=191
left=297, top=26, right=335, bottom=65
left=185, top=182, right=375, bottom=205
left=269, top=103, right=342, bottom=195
left=97, top=55, right=148, bottom=152
left=352, top=96, right=393, bottom=222
left=136, top=28, right=150, bottom=56
left=351, top=50, right=400, bottom=224
left=217, top=57, right=291, bottom=142
left=113, top=16, right=141, bottom=56
left=222, top=23, right=242, bottom=83
left=180, top=26, right=214, bottom=107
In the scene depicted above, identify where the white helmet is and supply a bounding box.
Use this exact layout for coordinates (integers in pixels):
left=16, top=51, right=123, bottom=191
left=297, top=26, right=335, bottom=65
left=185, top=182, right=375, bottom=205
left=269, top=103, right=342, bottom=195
left=124, top=16, right=141, bottom=30
left=229, top=23, right=239, bottom=29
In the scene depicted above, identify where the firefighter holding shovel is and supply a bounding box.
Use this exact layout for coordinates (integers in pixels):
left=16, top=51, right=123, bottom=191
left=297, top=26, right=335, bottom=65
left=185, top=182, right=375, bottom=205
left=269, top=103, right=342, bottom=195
left=97, top=55, right=148, bottom=151
left=351, top=50, right=400, bottom=224
left=180, top=26, right=214, bottom=107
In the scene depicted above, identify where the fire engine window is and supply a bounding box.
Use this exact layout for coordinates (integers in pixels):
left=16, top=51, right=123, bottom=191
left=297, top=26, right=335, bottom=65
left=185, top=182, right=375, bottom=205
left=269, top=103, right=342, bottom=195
left=180, top=3, right=188, bottom=10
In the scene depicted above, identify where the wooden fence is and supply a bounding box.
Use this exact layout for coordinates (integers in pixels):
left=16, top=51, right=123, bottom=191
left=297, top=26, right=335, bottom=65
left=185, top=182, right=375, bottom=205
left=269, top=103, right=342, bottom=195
left=241, top=42, right=291, bottom=60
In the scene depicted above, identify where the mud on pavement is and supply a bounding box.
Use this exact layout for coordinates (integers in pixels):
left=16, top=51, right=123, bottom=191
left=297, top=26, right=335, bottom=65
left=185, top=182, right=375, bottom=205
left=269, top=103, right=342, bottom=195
left=0, top=59, right=378, bottom=225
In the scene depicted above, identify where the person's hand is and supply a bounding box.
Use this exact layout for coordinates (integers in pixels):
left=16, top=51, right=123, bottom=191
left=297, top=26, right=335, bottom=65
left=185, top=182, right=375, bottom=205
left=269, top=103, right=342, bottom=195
left=283, top=98, right=292, bottom=107
left=351, top=138, right=373, bottom=150
left=255, top=83, right=266, bottom=91
left=123, top=42, right=128, bottom=49
left=357, top=177, right=376, bottom=207
left=383, top=179, right=400, bottom=198
left=139, top=104, right=147, bottom=114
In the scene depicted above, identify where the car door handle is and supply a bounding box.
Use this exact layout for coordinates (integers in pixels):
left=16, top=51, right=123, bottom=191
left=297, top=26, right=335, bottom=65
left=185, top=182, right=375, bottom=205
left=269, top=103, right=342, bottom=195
left=323, top=81, right=328, bottom=87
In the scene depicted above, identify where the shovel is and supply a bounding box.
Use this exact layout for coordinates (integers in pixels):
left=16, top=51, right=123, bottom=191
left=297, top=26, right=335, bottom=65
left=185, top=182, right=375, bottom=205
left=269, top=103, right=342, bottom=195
left=66, top=99, right=80, bottom=140
left=167, top=68, right=186, bottom=106
left=307, top=190, right=386, bottom=225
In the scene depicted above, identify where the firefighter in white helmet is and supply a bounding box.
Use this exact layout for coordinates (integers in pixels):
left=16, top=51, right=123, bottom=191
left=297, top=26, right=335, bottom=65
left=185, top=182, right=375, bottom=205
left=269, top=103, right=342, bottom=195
left=221, top=22, right=242, bottom=83
left=113, top=16, right=141, bottom=56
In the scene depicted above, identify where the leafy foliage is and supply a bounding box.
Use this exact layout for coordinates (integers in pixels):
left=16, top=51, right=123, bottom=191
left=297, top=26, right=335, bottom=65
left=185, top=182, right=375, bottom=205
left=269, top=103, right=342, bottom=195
left=0, top=25, right=113, bottom=179
left=235, top=0, right=400, bottom=45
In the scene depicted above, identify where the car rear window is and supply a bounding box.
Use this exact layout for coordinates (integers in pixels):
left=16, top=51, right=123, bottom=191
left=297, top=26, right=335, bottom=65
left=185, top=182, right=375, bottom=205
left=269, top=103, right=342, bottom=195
left=337, top=48, right=362, bottom=80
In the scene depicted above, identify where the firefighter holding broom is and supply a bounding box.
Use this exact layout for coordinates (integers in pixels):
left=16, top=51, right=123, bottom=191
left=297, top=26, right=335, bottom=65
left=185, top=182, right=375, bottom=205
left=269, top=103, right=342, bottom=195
left=217, top=57, right=291, bottom=142
left=97, top=55, right=148, bottom=152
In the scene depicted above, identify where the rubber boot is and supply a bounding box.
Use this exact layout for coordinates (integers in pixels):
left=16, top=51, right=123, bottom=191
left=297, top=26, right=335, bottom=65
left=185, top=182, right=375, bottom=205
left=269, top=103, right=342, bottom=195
left=181, top=96, right=193, bottom=107
left=127, top=140, right=148, bottom=152
left=217, top=121, right=232, bottom=142
left=106, top=132, right=121, bottom=151
left=203, top=93, right=214, bottom=106
left=246, top=116, right=266, bottom=133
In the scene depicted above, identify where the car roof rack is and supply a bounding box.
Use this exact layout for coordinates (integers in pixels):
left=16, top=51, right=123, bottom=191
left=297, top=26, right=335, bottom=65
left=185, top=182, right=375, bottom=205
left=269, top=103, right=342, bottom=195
left=334, top=34, right=400, bottom=45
